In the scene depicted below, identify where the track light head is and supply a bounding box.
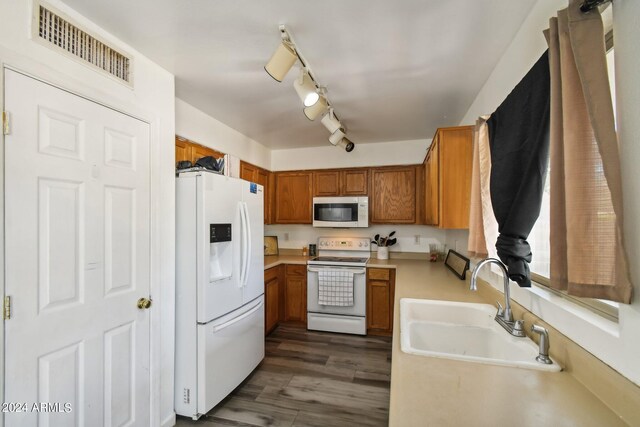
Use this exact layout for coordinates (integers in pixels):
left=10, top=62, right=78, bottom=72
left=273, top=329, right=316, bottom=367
left=294, top=69, right=319, bottom=107
left=321, top=108, right=341, bottom=133
left=264, top=41, right=297, bottom=82
left=304, top=95, right=328, bottom=120
left=339, top=137, right=355, bottom=153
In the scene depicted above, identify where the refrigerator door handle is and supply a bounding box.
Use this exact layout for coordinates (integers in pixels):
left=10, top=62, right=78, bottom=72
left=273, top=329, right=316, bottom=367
left=243, top=202, right=252, bottom=288
left=239, top=201, right=249, bottom=288
left=212, top=300, right=264, bottom=332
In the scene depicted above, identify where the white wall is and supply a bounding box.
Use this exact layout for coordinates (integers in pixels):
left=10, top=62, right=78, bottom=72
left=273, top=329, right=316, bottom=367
left=0, top=1, right=177, bottom=425
left=176, top=98, right=271, bottom=170
left=265, top=224, right=448, bottom=254
left=457, top=0, right=640, bottom=386
left=270, top=139, right=430, bottom=171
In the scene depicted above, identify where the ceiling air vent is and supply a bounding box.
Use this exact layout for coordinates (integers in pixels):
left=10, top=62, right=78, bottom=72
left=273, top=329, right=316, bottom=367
left=35, top=3, right=132, bottom=85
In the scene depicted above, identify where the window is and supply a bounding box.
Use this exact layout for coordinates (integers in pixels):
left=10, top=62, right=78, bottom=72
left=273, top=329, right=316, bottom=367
left=526, top=30, right=618, bottom=321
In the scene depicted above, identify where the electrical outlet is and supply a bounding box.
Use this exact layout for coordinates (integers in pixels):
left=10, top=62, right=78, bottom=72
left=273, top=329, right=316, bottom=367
left=284, top=233, right=289, bottom=241
left=414, top=235, right=420, bottom=244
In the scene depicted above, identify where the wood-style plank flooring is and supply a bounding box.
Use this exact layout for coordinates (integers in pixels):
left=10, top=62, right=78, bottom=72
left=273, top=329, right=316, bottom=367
left=175, top=325, right=393, bottom=426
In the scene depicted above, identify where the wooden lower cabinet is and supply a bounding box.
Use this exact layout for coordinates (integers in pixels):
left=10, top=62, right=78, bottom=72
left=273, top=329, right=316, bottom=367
left=284, top=264, right=307, bottom=323
left=366, top=268, right=396, bottom=335
left=264, top=266, right=281, bottom=335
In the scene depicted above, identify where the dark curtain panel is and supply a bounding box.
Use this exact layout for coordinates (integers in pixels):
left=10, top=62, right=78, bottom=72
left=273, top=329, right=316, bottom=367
left=487, top=51, right=550, bottom=287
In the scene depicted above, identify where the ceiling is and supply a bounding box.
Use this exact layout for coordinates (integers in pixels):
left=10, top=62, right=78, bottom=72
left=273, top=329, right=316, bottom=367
left=61, top=0, right=536, bottom=149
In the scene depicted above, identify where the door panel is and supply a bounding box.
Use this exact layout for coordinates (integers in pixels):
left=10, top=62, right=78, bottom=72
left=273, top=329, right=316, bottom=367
left=198, top=173, right=243, bottom=322
left=242, top=180, right=265, bottom=304
left=4, top=69, right=151, bottom=426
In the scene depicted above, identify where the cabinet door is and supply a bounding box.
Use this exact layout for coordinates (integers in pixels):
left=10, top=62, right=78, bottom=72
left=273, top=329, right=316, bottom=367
left=265, top=277, right=279, bottom=335
left=191, top=143, right=223, bottom=163
left=240, top=161, right=257, bottom=182
left=341, top=169, right=368, bottom=196
left=313, top=170, right=341, bottom=197
left=367, top=280, right=391, bottom=331
left=425, top=141, right=439, bottom=226
left=175, top=137, right=193, bottom=165
left=274, top=172, right=313, bottom=223
left=370, top=167, right=416, bottom=223
left=366, top=268, right=395, bottom=335
left=284, top=275, right=306, bottom=323
left=439, top=127, right=473, bottom=229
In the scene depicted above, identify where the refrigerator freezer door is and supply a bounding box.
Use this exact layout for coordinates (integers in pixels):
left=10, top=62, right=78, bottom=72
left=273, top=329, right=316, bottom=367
left=197, top=296, right=264, bottom=416
left=241, top=181, right=265, bottom=304
left=197, top=173, right=243, bottom=323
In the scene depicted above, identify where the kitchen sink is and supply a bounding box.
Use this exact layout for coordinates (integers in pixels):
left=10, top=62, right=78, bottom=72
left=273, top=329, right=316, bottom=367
left=400, top=298, right=561, bottom=372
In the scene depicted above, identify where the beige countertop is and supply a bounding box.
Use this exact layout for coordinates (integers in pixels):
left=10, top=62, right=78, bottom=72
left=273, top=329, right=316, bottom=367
left=388, top=260, right=626, bottom=427
left=262, top=254, right=629, bottom=425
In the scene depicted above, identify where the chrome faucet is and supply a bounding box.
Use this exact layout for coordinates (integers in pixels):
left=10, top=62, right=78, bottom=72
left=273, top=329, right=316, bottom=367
left=531, top=324, right=553, bottom=364
left=470, top=258, right=525, bottom=337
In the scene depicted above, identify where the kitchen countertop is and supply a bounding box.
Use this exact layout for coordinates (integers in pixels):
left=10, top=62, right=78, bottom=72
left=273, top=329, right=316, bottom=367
left=262, top=254, right=627, bottom=425
left=387, top=260, right=626, bottom=427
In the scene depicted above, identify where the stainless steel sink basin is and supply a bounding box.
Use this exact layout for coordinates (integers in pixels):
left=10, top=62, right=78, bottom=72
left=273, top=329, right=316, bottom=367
left=400, top=298, right=561, bottom=372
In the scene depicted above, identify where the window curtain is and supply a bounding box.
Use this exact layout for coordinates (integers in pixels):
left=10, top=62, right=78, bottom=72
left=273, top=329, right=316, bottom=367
left=467, top=116, right=495, bottom=257
left=487, top=52, right=551, bottom=288
left=545, top=1, right=632, bottom=303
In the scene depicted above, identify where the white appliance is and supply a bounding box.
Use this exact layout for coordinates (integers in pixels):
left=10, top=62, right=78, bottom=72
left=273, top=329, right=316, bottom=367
left=175, top=170, right=265, bottom=420
left=307, top=237, right=370, bottom=335
left=312, top=196, right=369, bottom=228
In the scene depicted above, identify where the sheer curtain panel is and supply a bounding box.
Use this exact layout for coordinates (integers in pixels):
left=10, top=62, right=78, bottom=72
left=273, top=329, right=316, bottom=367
left=546, top=0, right=632, bottom=303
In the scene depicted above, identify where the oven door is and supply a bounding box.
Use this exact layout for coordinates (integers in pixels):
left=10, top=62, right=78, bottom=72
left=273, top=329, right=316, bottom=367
left=307, top=266, right=366, bottom=316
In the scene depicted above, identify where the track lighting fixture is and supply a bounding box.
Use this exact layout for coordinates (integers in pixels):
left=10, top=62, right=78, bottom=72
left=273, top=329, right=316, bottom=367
left=265, top=25, right=355, bottom=153
left=338, top=137, right=355, bottom=153
left=264, top=41, right=297, bottom=82
left=294, top=69, right=319, bottom=107
left=304, top=94, right=328, bottom=120
left=321, top=108, right=341, bottom=133
left=328, top=128, right=355, bottom=152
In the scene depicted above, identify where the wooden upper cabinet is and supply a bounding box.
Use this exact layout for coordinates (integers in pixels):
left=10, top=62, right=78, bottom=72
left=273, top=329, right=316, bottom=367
left=313, top=168, right=368, bottom=197
left=341, top=169, right=368, bottom=195
left=370, top=166, right=417, bottom=223
left=175, top=137, right=192, bottom=165
left=424, top=139, right=439, bottom=226
left=274, top=172, right=313, bottom=224
left=313, top=170, right=341, bottom=197
left=192, top=143, right=224, bottom=162
left=240, top=160, right=272, bottom=224
left=175, top=136, right=224, bottom=165
left=424, top=126, right=473, bottom=229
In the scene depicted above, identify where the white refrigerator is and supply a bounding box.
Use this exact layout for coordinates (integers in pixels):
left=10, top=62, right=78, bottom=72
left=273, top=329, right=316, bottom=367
left=175, top=171, right=264, bottom=420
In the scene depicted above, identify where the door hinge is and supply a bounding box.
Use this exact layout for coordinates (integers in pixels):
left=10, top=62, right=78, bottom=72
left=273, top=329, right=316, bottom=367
left=3, top=296, right=11, bottom=320
left=2, top=111, right=10, bottom=135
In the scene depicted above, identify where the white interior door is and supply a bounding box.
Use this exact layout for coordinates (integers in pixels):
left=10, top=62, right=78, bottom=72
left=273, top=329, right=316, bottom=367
left=4, top=69, right=151, bottom=427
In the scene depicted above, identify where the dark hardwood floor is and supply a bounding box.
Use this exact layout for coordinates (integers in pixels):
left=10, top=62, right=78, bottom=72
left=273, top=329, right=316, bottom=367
left=175, top=325, right=393, bottom=427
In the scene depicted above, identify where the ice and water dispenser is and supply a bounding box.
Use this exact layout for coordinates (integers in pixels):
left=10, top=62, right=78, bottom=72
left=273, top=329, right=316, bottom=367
left=209, top=223, right=232, bottom=281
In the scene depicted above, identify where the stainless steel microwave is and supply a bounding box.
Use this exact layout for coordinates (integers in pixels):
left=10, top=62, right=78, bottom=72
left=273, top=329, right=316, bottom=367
left=312, top=196, right=369, bottom=228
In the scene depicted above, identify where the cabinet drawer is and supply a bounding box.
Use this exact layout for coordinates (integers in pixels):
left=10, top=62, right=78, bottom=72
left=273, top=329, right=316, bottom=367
left=368, top=268, right=390, bottom=281
left=286, top=264, right=306, bottom=277
left=264, top=266, right=279, bottom=282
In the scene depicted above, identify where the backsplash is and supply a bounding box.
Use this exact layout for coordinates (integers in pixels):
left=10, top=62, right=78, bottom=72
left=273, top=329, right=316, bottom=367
left=264, top=224, right=452, bottom=253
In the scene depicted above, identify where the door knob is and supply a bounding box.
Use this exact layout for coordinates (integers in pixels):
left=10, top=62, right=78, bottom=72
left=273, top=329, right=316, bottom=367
left=137, top=297, right=152, bottom=310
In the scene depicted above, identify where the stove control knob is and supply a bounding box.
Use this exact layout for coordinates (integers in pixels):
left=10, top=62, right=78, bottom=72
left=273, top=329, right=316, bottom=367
left=364, top=242, right=369, bottom=247
left=358, top=242, right=363, bottom=247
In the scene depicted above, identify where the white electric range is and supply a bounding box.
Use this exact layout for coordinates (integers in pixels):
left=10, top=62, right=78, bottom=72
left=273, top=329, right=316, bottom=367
left=307, top=237, right=370, bottom=335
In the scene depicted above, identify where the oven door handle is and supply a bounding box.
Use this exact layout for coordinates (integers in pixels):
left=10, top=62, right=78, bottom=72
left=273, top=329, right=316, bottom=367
left=307, top=267, right=366, bottom=275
